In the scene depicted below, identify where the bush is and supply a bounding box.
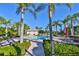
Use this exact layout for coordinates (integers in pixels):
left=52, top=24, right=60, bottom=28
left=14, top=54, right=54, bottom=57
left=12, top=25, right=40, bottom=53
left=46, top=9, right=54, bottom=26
left=0, top=38, right=5, bottom=42
left=43, top=40, right=79, bottom=56
left=8, top=29, right=17, bottom=38
left=0, top=40, right=30, bottom=56
left=55, top=43, right=79, bottom=56
left=43, top=40, right=52, bottom=56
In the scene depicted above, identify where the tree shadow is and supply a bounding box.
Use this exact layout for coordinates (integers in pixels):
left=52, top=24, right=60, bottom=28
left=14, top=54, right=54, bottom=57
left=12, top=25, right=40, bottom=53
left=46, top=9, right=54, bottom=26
left=0, top=53, right=4, bottom=56
left=12, top=44, right=21, bottom=56
left=25, top=49, right=33, bottom=56
left=32, top=42, right=44, bottom=56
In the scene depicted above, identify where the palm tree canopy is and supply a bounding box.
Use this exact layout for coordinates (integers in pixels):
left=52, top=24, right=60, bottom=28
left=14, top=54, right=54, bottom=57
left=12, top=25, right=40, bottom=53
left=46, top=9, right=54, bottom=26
left=16, top=3, right=30, bottom=14
left=0, top=16, right=6, bottom=24
left=13, top=22, right=30, bottom=30
left=16, top=3, right=46, bottom=19
left=52, top=21, right=60, bottom=26
left=49, top=3, right=72, bottom=16
left=62, top=18, right=68, bottom=25
left=16, top=3, right=37, bottom=19
left=24, top=24, right=30, bottom=30
left=66, top=12, right=79, bottom=22
left=13, top=22, right=20, bottom=28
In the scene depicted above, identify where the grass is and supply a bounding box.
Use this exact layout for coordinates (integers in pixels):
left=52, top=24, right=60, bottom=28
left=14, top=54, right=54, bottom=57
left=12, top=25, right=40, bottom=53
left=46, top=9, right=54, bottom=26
left=43, top=40, right=79, bottom=56
left=0, top=40, right=30, bottom=56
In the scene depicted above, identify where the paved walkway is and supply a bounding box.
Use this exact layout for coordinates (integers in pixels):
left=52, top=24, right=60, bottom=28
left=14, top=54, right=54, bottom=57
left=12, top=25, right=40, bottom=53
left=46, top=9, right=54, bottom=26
left=25, top=40, right=45, bottom=56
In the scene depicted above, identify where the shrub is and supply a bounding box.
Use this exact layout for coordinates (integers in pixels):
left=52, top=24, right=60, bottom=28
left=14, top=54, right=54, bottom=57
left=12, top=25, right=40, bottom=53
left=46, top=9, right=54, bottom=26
left=55, top=43, right=79, bottom=56
left=0, top=40, right=30, bottom=56
left=0, top=45, right=17, bottom=56
left=0, top=38, right=5, bottom=42
left=43, top=40, right=52, bottom=56
left=43, top=40, right=79, bottom=56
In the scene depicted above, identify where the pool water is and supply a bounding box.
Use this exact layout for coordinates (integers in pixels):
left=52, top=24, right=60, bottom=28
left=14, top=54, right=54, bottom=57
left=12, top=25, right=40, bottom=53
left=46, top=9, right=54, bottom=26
left=31, top=36, right=49, bottom=40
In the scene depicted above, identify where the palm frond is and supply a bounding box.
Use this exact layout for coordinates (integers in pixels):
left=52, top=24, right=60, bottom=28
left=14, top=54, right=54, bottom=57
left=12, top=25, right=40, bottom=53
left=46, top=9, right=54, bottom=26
left=16, top=7, right=21, bottom=15
left=18, top=3, right=25, bottom=8
left=72, top=12, right=79, bottom=17
left=66, top=3, right=72, bottom=10
left=28, top=8, right=37, bottom=19
left=35, top=4, right=46, bottom=12
left=0, top=16, right=6, bottom=24
left=31, top=4, right=36, bottom=10
left=25, top=3, right=31, bottom=7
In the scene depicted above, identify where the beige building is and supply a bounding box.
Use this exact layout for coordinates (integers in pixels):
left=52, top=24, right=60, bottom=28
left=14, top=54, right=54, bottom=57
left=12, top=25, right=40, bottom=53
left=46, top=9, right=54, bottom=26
left=26, top=29, right=39, bottom=35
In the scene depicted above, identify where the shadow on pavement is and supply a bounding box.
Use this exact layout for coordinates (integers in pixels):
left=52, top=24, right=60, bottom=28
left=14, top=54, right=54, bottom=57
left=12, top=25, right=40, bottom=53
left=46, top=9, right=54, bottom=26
left=25, top=49, right=34, bottom=56
left=32, top=42, right=44, bottom=56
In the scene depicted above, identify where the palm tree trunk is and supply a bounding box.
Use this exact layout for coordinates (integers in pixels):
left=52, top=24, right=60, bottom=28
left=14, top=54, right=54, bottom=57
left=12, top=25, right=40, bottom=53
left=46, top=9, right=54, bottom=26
left=20, top=8, right=24, bottom=43
left=48, top=4, right=55, bottom=55
left=5, top=25, right=8, bottom=37
left=71, top=20, right=74, bottom=36
left=64, top=24, right=66, bottom=36
left=18, top=25, right=20, bottom=36
left=61, top=25, right=62, bottom=32
left=56, top=25, right=57, bottom=35
left=56, top=26, right=57, bottom=32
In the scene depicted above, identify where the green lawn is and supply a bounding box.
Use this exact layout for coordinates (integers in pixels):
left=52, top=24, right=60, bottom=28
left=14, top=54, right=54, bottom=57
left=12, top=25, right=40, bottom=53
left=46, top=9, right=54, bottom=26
left=0, top=40, right=30, bottom=56
left=43, top=40, right=79, bottom=56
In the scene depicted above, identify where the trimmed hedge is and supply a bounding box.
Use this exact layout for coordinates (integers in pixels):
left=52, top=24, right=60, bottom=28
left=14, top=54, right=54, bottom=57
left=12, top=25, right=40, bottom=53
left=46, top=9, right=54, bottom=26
left=43, top=40, right=79, bottom=56
left=0, top=40, right=30, bottom=56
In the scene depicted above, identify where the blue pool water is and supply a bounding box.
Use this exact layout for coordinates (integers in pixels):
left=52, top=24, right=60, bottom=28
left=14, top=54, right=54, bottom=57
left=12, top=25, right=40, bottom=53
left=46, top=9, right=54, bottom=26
left=31, top=36, right=49, bottom=40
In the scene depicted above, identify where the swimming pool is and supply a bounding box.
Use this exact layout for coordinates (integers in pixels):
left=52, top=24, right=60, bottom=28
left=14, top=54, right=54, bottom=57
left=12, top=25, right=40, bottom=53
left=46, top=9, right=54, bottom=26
left=30, top=36, right=49, bottom=40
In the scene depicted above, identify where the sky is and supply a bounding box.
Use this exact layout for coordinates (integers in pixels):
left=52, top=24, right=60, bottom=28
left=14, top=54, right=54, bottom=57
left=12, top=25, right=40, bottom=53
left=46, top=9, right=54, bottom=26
left=0, top=3, right=79, bottom=31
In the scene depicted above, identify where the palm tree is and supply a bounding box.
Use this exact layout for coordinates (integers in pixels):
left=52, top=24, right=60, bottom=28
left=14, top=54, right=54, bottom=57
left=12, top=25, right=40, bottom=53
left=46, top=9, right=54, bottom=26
left=17, top=4, right=25, bottom=43
left=16, top=3, right=45, bottom=43
left=35, top=26, right=39, bottom=30
left=24, top=23, right=30, bottom=35
left=0, top=16, right=10, bottom=37
left=52, top=21, right=60, bottom=32
left=66, top=12, right=79, bottom=36
left=0, top=16, right=6, bottom=25
left=58, top=21, right=63, bottom=32
left=45, top=25, right=49, bottom=36
left=4, top=20, right=10, bottom=37
left=47, top=3, right=72, bottom=55
left=13, top=22, right=21, bottom=36
left=62, top=18, right=68, bottom=33
left=16, top=3, right=36, bottom=43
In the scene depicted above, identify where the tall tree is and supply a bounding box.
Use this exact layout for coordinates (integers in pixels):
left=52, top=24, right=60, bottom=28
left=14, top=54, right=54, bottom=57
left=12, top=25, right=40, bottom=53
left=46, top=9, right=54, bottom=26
left=0, top=16, right=10, bottom=37
left=66, top=12, right=79, bottom=36
left=4, top=20, right=10, bottom=37
left=58, top=21, right=63, bottom=32
left=13, top=22, right=21, bottom=36
left=62, top=18, right=68, bottom=33
left=47, top=3, right=72, bottom=55
left=16, top=3, right=44, bottom=43
left=52, top=21, right=60, bottom=32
